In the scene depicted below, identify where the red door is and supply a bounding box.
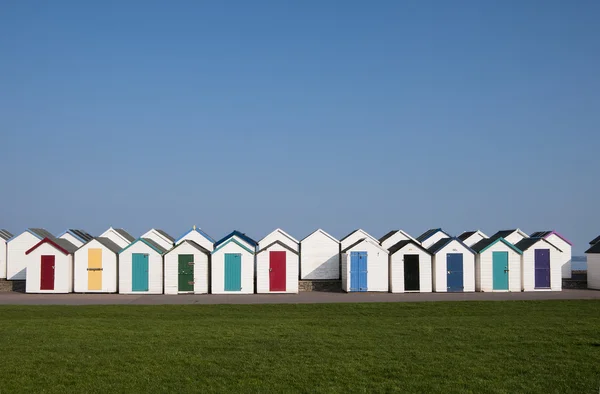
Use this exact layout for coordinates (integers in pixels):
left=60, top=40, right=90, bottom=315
left=269, top=251, right=286, bottom=292
left=40, top=255, right=55, bottom=291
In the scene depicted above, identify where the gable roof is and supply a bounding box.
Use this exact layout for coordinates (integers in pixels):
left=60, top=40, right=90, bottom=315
left=300, top=228, right=339, bottom=243
left=212, top=237, right=255, bottom=254
left=154, top=229, right=175, bottom=242
left=0, top=229, right=13, bottom=241
left=470, top=237, right=522, bottom=255
left=379, top=230, right=416, bottom=244
left=166, top=239, right=211, bottom=255
left=341, top=237, right=388, bottom=254
left=214, top=231, right=257, bottom=248
left=489, top=229, right=528, bottom=241
left=90, top=237, right=123, bottom=254
left=260, top=228, right=299, bottom=244
left=590, top=235, right=600, bottom=245
left=514, top=237, right=561, bottom=252
left=388, top=239, right=432, bottom=255
left=530, top=230, right=573, bottom=246
left=8, top=228, right=56, bottom=243
left=119, top=238, right=168, bottom=255
left=174, top=226, right=216, bottom=245
left=585, top=242, right=600, bottom=254
left=113, top=228, right=135, bottom=243
left=427, top=237, right=475, bottom=255
left=58, top=229, right=94, bottom=244
left=340, top=229, right=377, bottom=243
left=257, top=240, right=299, bottom=254
left=457, top=231, right=476, bottom=241
left=416, top=228, right=449, bottom=243
left=26, top=237, right=78, bottom=255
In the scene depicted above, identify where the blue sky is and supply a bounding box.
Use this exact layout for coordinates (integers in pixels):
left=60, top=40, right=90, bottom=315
left=1, top=0, right=598, bottom=253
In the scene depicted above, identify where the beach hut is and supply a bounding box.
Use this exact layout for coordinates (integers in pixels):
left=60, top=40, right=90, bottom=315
left=341, top=238, right=389, bottom=292
left=0, top=230, right=13, bottom=279
left=457, top=230, right=488, bottom=247
left=471, top=237, right=522, bottom=292
left=73, top=237, right=122, bottom=293
left=515, top=238, right=562, bottom=291
left=141, top=229, right=174, bottom=250
left=119, top=238, right=167, bottom=294
left=299, top=229, right=340, bottom=280
left=211, top=231, right=257, bottom=294
left=164, top=240, right=210, bottom=294
left=99, top=227, right=135, bottom=249
left=585, top=238, right=600, bottom=290
left=6, top=228, right=56, bottom=280
left=428, top=237, right=476, bottom=292
left=174, top=226, right=215, bottom=252
left=416, top=228, right=452, bottom=249
left=488, top=229, right=528, bottom=245
left=379, top=230, right=416, bottom=250
left=256, top=229, right=299, bottom=294
left=57, top=229, right=94, bottom=248
left=25, top=237, right=77, bottom=293
left=340, top=229, right=378, bottom=251
left=530, top=231, right=573, bottom=279
left=388, top=240, right=433, bottom=293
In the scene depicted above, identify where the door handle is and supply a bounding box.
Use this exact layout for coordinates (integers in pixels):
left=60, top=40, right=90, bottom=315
left=269, top=268, right=272, bottom=272
left=447, top=271, right=451, bottom=274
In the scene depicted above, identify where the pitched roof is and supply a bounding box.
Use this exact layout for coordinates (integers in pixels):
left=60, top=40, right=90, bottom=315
left=113, top=228, right=135, bottom=243
left=416, top=229, right=447, bottom=243
left=470, top=237, right=522, bottom=254
left=457, top=231, right=476, bottom=241
left=388, top=239, right=432, bottom=255
left=427, top=237, right=475, bottom=255
left=257, top=240, right=299, bottom=254
left=26, top=237, right=78, bottom=255
left=0, top=229, right=13, bottom=241
left=93, top=237, right=123, bottom=254
left=59, top=229, right=94, bottom=243
left=514, top=237, right=561, bottom=252
left=379, top=230, right=398, bottom=243
left=340, top=229, right=377, bottom=243
left=167, top=239, right=211, bottom=255
left=530, top=230, right=573, bottom=246
left=212, top=238, right=255, bottom=254
left=214, top=231, right=257, bottom=248
left=300, top=228, right=339, bottom=243
left=174, top=227, right=216, bottom=244
left=585, top=242, right=600, bottom=254
left=489, top=229, right=528, bottom=241
left=30, top=228, right=56, bottom=239
left=590, top=235, right=600, bottom=245
left=341, top=237, right=388, bottom=253
left=119, top=238, right=168, bottom=255
left=154, top=229, right=175, bottom=242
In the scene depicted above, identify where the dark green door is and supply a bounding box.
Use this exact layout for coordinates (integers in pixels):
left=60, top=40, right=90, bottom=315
left=224, top=253, right=242, bottom=291
left=178, top=254, right=194, bottom=292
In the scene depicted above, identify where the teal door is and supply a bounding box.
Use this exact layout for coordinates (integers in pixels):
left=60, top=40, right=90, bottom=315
left=492, top=251, right=509, bottom=290
left=132, top=253, right=149, bottom=292
left=224, top=253, right=242, bottom=291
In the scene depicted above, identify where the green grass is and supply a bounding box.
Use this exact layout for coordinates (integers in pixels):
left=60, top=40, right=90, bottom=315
left=0, top=301, right=599, bottom=393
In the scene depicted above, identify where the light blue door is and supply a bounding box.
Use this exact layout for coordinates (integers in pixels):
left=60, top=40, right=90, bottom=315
left=492, top=252, right=509, bottom=290
left=132, top=253, right=149, bottom=292
left=224, top=253, right=242, bottom=291
left=350, top=252, right=367, bottom=292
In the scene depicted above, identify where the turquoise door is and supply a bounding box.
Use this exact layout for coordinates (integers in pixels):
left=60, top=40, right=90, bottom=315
left=132, top=253, right=149, bottom=292
left=224, top=253, right=242, bottom=291
left=492, top=251, right=509, bottom=290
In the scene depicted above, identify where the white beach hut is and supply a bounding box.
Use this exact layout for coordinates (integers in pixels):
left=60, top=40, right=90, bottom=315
left=256, top=229, right=299, bottom=294
left=488, top=229, right=528, bottom=245
left=341, top=238, right=389, bottom=292
left=514, top=238, right=562, bottom=291
left=6, top=228, right=56, bottom=280
left=99, top=227, right=135, bottom=249
left=340, top=229, right=378, bottom=251
left=379, top=230, right=417, bottom=250
left=299, top=229, right=340, bottom=280
left=428, top=237, right=476, bottom=292
left=164, top=240, right=211, bottom=294
left=416, top=228, right=452, bottom=249
left=585, top=237, right=600, bottom=290
left=25, top=237, right=77, bottom=293
left=211, top=231, right=257, bottom=294
left=57, top=229, right=94, bottom=248
left=119, top=238, right=167, bottom=294
left=388, top=239, right=433, bottom=293
left=141, top=228, right=174, bottom=251
left=0, top=229, right=13, bottom=279
left=173, top=226, right=215, bottom=252
left=530, top=231, right=573, bottom=279
left=74, top=237, right=122, bottom=293
left=457, top=230, right=488, bottom=248
left=471, top=237, right=523, bottom=292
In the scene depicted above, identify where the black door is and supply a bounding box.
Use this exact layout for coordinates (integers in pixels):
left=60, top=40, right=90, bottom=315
left=404, top=255, right=420, bottom=291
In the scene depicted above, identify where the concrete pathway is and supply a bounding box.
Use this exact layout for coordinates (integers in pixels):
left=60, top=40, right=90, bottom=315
left=0, top=289, right=598, bottom=305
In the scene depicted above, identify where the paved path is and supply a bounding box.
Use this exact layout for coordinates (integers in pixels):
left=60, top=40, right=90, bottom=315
left=0, top=289, right=598, bottom=305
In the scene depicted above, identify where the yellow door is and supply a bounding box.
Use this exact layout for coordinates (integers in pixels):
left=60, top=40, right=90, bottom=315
left=88, top=249, right=103, bottom=291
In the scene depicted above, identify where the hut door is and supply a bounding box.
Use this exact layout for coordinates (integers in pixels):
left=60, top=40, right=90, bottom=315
left=350, top=252, right=368, bottom=292
left=269, top=251, right=286, bottom=292
left=88, top=248, right=103, bottom=291
left=492, top=251, right=509, bottom=290
left=446, top=253, right=464, bottom=292
left=40, top=255, right=55, bottom=290
left=224, top=253, right=242, bottom=291
left=178, top=254, right=194, bottom=292
left=132, top=253, right=149, bottom=292
left=534, top=249, right=551, bottom=288
left=404, top=254, right=420, bottom=291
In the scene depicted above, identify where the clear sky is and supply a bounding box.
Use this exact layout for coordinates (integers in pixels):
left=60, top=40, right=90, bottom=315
left=1, top=0, right=599, bottom=253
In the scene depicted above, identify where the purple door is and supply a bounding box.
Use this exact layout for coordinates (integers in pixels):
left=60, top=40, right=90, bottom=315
left=534, top=249, right=550, bottom=288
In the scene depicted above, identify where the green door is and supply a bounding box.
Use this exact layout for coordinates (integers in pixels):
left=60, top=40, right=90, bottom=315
left=492, top=251, right=509, bottom=290
left=178, top=254, right=194, bottom=292
left=224, top=253, right=242, bottom=291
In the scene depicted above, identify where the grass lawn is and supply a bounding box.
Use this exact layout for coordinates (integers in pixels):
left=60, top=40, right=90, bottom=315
left=0, top=301, right=599, bottom=393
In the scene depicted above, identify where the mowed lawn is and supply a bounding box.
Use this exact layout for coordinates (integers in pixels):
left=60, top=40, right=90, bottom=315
left=0, top=301, right=599, bottom=393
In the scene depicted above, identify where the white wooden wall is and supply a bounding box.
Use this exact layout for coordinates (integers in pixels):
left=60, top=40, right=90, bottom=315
left=25, top=244, right=73, bottom=293
left=389, top=245, right=432, bottom=293
left=544, top=234, right=572, bottom=279
left=421, top=232, right=448, bottom=249
left=164, top=243, right=209, bottom=294
left=0, top=240, right=7, bottom=279
left=341, top=240, right=388, bottom=292
left=432, top=241, right=475, bottom=292
left=380, top=232, right=411, bottom=250
left=141, top=230, right=173, bottom=250
left=505, top=232, right=527, bottom=245
left=211, top=242, right=254, bottom=294
left=256, top=243, right=299, bottom=293
left=175, top=230, right=214, bottom=252
left=475, top=243, right=521, bottom=292
left=59, top=233, right=84, bottom=248
left=587, top=254, right=600, bottom=290
left=119, top=242, right=164, bottom=294
left=258, top=230, right=299, bottom=252
left=521, top=244, right=562, bottom=291
left=463, top=233, right=486, bottom=247
left=7, top=231, right=40, bottom=280
left=100, top=228, right=131, bottom=249
left=73, top=240, right=118, bottom=293
left=300, top=231, right=340, bottom=280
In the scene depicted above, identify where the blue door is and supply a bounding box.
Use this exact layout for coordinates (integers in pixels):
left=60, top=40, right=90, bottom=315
left=350, top=252, right=368, bottom=292
left=224, top=253, right=242, bottom=291
left=132, top=253, right=149, bottom=292
left=446, top=253, right=463, bottom=292
left=492, top=251, right=509, bottom=290
left=534, top=249, right=551, bottom=288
